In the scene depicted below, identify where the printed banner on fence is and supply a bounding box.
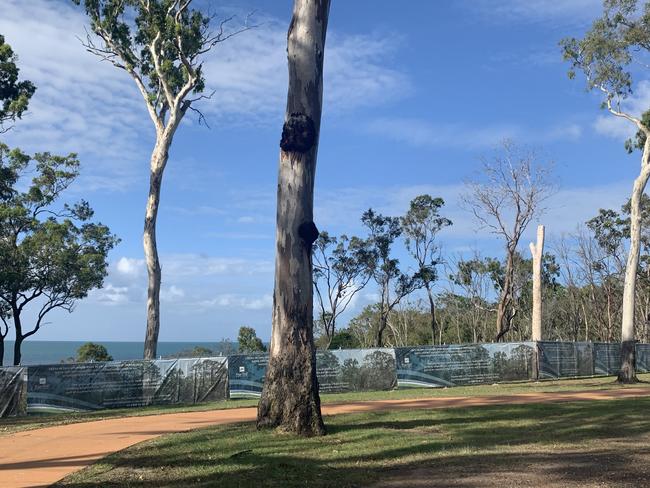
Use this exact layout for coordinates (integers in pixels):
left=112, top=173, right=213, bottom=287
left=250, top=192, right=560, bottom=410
left=316, top=348, right=397, bottom=393
left=227, top=353, right=268, bottom=398
left=537, top=342, right=594, bottom=379
left=0, top=367, right=27, bottom=417
left=593, top=342, right=621, bottom=375
left=27, top=357, right=228, bottom=413
left=228, top=349, right=398, bottom=398
left=395, top=343, right=535, bottom=388
left=636, top=343, right=650, bottom=373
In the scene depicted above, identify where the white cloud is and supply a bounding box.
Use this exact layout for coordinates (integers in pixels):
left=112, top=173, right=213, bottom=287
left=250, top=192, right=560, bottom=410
left=163, top=254, right=273, bottom=278
left=116, top=257, right=145, bottom=278
left=91, top=284, right=130, bottom=305
left=199, top=293, right=272, bottom=311
left=364, top=118, right=582, bottom=150
left=0, top=2, right=411, bottom=192
left=161, top=285, right=185, bottom=302
left=472, top=0, right=602, bottom=25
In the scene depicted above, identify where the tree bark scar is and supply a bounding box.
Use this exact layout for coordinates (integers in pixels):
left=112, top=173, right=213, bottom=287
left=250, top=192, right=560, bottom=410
left=280, top=113, right=316, bottom=153
left=298, top=221, right=319, bottom=246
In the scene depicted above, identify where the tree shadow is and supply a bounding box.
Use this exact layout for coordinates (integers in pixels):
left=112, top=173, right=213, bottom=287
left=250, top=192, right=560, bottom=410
left=52, top=398, right=650, bottom=488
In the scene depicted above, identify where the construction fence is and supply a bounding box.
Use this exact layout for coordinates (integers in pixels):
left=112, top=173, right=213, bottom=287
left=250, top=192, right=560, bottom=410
left=1, top=341, right=648, bottom=417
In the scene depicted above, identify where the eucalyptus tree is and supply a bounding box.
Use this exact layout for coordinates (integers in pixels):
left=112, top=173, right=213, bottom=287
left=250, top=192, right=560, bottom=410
left=75, top=0, right=251, bottom=359
left=401, top=195, right=452, bottom=345
left=0, top=35, right=35, bottom=132
left=257, top=0, right=331, bottom=437
left=362, top=209, right=425, bottom=347
left=0, top=143, right=118, bottom=365
left=462, top=141, right=554, bottom=342
left=562, top=0, right=650, bottom=382
left=313, top=231, right=373, bottom=349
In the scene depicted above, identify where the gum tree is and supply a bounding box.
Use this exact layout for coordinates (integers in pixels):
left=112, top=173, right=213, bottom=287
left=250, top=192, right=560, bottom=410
left=0, top=144, right=118, bottom=365
left=75, top=0, right=251, bottom=359
left=562, top=0, right=650, bottom=382
left=362, top=209, right=425, bottom=347
left=313, top=232, right=373, bottom=349
left=401, top=195, right=452, bottom=345
left=257, top=0, right=331, bottom=437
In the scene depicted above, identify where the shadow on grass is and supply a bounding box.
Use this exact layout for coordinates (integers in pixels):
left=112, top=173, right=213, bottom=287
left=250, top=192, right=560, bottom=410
left=53, top=397, right=650, bottom=488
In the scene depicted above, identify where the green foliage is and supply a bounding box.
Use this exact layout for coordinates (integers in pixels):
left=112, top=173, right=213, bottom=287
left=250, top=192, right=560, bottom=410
left=328, top=328, right=361, bottom=350
left=0, top=35, right=35, bottom=132
left=167, top=345, right=213, bottom=358
left=401, top=194, right=452, bottom=288
left=562, top=1, right=650, bottom=149
left=237, top=326, right=266, bottom=353
left=362, top=209, right=424, bottom=304
left=0, top=141, right=119, bottom=363
left=76, top=342, right=113, bottom=362
left=74, top=0, right=250, bottom=126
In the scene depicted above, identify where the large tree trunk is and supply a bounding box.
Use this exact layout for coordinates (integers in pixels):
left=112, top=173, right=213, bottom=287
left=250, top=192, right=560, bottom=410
left=257, top=0, right=330, bottom=437
left=529, top=225, right=545, bottom=342
left=618, top=151, right=650, bottom=382
left=143, top=140, right=170, bottom=360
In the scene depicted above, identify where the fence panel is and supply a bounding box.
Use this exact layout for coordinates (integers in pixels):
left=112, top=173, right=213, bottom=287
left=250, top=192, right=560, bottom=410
left=228, top=348, right=398, bottom=398
left=26, top=357, right=228, bottom=413
left=0, top=367, right=27, bottom=417
left=593, top=343, right=621, bottom=375
left=537, top=342, right=594, bottom=379
left=395, top=342, right=535, bottom=388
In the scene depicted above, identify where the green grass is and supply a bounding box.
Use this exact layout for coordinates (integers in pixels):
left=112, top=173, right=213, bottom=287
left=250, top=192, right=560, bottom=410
left=2, top=373, right=648, bottom=436
left=55, top=396, right=650, bottom=488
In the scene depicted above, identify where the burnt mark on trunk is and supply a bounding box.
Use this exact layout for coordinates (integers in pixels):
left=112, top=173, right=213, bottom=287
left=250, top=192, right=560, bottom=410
left=281, top=113, right=316, bottom=153
left=298, top=221, right=319, bottom=247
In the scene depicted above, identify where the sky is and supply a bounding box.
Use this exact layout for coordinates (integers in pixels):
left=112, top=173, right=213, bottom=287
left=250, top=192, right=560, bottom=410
left=0, top=0, right=645, bottom=342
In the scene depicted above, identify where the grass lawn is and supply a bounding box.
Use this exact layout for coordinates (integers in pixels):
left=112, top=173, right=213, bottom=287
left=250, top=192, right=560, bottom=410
left=54, top=396, right=650, bottom=488
left=2, top=373, right=649, bottom=436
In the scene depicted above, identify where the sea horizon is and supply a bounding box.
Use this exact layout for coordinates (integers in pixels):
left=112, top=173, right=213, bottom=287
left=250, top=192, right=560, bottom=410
left=1, top=340, right=239, bottom=366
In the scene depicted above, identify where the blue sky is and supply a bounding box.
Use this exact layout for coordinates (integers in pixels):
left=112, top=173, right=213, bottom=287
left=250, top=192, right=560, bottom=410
left=0, top=0, right=644, bottom=342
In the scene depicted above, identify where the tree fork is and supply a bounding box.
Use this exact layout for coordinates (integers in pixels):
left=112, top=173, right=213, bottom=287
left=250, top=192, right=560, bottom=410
left=257, top=0, right=330, bottom=436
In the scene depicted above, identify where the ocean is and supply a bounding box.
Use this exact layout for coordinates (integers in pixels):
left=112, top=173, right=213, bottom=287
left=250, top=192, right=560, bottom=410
left=1, top=340, right=238, bottom=366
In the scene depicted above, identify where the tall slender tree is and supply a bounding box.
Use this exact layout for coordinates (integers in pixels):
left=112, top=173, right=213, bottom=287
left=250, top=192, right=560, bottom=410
left=562, top=0, right=650, bottom=382
left=362, top=209, right=424, bottom=347
left=401, top=195, right=452, bottom=345
left=75, top=0, right=251, bottom=359
left=313, top=232, right=372, bottom=349
left=257, top=0, right=331, bottom=436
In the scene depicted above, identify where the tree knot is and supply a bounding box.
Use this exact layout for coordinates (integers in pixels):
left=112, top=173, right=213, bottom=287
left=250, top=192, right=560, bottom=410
left=280, top=113, right=316, bottom=153
left=298, top=221, right=319, bottom=246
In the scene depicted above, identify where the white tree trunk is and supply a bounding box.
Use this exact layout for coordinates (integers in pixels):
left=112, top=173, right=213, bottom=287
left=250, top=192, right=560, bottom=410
left=143, top=136, right=171, bottom=360
left=257, top=0, right=330, bottom=436
left=619, top=142, right=650, bottom=382
left=529, top=225, right=545, bottom=342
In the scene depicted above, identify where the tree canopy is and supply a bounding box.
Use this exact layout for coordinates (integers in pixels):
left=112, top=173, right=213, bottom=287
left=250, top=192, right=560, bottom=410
left=0, top=143, right=119, bottom=364
left=0, top=35, right=35, bottom=132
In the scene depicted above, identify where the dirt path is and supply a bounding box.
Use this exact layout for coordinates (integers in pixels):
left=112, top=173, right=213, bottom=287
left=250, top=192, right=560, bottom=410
left=2, top=387, right=650, bottom=488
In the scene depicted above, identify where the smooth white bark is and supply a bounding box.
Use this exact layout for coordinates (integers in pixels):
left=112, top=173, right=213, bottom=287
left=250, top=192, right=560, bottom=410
left=529, top=224, right=545, bottom=342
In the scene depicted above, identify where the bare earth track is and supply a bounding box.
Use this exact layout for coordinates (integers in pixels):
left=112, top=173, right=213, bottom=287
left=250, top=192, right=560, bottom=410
left=2, top=387, right=650, bottom=488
